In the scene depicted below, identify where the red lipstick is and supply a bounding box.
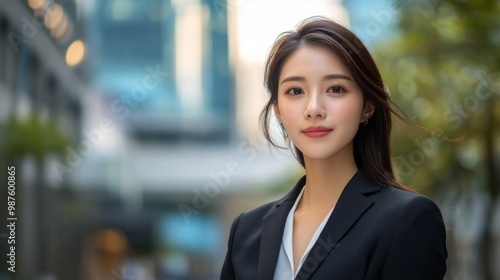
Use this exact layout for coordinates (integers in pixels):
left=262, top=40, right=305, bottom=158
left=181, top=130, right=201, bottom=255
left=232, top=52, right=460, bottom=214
left=302, top=126, right=333, bottom=138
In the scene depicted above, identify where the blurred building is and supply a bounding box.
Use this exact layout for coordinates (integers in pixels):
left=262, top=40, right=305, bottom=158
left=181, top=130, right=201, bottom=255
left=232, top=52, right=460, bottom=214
left=343, top=0, right=398, bottom=48
left=73, top=0, right=294, bottom=279
left=1, top=0, right=351, bottom=279
left=0, top=0, right=87, bottom=279
left=88, top=0, right=234, bottom=142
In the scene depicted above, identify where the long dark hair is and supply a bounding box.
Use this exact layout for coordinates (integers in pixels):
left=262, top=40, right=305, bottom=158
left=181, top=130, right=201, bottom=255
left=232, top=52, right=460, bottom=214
left=260, top=16, right=414, bottom=191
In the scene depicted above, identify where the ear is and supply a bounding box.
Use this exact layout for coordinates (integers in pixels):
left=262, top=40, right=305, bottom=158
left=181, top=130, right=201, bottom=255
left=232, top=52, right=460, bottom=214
left=274, top=103, right=282, bottom=121
left=361, top=102, right=375, bottom=123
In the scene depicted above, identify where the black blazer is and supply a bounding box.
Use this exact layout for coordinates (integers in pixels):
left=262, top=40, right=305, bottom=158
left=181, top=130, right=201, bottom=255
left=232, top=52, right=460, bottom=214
left=220, top=170, right=447, bottom=280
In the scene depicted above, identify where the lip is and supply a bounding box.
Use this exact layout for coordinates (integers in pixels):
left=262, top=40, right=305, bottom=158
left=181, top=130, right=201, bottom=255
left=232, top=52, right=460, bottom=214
left=302, top=126, right=333, bottom=138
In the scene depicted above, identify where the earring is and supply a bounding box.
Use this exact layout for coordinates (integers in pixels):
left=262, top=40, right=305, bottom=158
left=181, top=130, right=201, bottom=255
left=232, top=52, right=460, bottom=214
left=282, top=129, right=288, bottom=138
left=362, top=119, right=369, bottom=126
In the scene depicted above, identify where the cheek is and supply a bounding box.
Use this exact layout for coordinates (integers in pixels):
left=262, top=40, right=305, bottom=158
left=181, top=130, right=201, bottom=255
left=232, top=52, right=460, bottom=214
left=331, top=99, right=363, bottom=121
left=278, top=103, right=300, bottom=122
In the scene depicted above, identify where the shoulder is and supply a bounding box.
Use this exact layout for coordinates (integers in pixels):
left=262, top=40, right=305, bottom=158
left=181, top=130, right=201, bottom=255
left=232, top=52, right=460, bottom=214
left=232, top=198, right=282, bottom=229
left=372, top=188, right=448, bottom=278
left=224, top=196, right=286, bottom=261
left=375, top=186, right=443, bottom=217
left=231, top=175, right=305, bottom=229
left=367, top=186, right=446, bottom=242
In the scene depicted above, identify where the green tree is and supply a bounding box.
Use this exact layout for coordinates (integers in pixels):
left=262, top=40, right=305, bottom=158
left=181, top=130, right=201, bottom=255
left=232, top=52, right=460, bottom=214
left=374, top=0, right=499, bottom=279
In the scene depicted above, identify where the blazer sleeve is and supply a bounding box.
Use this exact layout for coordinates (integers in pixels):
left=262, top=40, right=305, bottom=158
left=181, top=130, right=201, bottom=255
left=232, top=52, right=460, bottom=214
left=220, top=212, right=243, bottom=280
left=380, top=195, right=448, bottom=279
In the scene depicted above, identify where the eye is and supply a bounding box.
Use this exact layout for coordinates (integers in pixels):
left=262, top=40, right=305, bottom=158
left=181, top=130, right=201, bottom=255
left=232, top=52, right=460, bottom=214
left=327, top=86, right=345, bottom=94
left=286, top=87, right=304, bottom=95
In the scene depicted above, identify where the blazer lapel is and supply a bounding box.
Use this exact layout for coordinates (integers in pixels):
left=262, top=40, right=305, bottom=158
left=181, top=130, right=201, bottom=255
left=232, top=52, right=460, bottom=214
left=257, top=176, right=306, bottom=280
left=295, top=170, right=381, bottom=280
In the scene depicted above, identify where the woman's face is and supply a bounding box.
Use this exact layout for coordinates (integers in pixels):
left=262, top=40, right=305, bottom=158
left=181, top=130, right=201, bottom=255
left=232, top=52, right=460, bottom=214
left=274, top=45, right=373, bottom=162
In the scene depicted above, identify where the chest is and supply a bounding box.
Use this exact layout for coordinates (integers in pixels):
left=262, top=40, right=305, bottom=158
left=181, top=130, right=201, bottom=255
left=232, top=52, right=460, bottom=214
left=232, top=216, right=389, bottom=280
left=292, top=209, right=332, bottom=269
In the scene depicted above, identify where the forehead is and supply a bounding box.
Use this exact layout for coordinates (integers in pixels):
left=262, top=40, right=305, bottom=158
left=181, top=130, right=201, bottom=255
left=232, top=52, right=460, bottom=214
left=279, top=45, right=352, bottom=81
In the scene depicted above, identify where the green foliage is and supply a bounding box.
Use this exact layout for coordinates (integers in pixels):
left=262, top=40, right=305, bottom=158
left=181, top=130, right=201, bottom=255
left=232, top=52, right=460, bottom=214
left=374, top=0, right=500, bottom=194
left=3, top=116, right=72, bottom=160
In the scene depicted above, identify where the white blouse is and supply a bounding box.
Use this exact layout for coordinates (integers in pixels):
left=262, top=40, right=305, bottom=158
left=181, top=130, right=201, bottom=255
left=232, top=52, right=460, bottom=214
left=273, top=186, right=336, bottom=279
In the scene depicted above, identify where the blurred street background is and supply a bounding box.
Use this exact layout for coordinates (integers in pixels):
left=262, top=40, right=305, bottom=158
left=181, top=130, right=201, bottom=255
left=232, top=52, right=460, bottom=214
left=0, top=0, right=499, bottom=279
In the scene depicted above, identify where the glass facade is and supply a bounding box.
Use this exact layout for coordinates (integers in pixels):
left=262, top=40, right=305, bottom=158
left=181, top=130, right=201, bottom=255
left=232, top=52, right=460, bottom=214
left=89, top=0, right=233, bottom=142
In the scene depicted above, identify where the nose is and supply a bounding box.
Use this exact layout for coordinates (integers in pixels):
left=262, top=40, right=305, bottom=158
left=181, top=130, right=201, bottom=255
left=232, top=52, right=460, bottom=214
left=304, top=92, right=326, bottom=119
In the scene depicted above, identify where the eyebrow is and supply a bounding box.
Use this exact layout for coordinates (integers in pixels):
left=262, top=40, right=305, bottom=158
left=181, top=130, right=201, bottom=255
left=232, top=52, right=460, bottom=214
left=280, top=74, right=352, bottom=84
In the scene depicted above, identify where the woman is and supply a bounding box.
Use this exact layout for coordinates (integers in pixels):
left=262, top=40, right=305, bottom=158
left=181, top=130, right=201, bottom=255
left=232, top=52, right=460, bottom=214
left=221, top=17, right=447, bottom=280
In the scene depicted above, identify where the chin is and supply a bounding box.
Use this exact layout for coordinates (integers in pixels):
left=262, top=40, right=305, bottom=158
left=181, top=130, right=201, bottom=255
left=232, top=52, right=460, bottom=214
left=298, top=143, right=353, bottom=162
left=300, top=149, right=340, bottom=161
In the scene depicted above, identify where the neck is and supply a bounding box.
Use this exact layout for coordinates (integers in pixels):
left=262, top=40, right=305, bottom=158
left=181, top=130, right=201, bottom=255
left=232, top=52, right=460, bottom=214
left=299, top=145, right=358, bottom=211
